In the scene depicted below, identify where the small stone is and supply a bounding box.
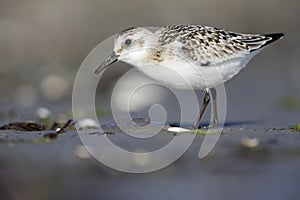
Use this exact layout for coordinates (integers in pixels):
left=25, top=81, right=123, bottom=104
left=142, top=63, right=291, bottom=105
left=74, top=145, right=91, bottom=159
left=241, top=137, right=260, bottom=148
left=78, top=118, right=98, bottom=129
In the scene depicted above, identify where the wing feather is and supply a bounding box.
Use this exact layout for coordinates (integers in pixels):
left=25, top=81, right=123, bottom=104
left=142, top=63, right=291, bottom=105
left=156, top=25, right=283, bottom=66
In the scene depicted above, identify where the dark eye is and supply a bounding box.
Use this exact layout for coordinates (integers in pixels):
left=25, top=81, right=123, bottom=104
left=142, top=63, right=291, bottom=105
left=125, top=39, right=132, bottom=45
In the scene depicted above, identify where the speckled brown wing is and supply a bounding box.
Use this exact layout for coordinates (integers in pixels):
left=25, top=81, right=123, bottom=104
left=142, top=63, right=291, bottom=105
left=157, top=25, right=283, bottom=66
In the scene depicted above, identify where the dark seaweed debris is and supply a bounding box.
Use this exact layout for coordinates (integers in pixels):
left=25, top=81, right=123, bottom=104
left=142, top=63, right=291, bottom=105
left=0, top=119, right=76, bottom=134
left=0, top=122, right=45, bottom=131
left=43, top=133, right=58, bottom=139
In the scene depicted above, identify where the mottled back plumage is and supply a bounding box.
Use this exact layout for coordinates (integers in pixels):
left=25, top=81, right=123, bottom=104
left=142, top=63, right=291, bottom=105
left=156, top=25, right=283, bottom=66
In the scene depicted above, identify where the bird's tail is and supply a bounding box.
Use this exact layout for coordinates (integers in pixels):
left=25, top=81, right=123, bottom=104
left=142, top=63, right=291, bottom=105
left=262, top=33, right=284, bottom=47
left=239, top=32, right=284, bottom=52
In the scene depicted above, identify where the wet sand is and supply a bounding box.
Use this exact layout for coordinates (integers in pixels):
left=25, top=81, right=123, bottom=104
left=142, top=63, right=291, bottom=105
left=0, top=125, right=300, bottom=200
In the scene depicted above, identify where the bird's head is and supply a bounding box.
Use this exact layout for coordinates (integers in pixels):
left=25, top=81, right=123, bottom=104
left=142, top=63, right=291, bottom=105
left=95, top=27, right=154, bottom=74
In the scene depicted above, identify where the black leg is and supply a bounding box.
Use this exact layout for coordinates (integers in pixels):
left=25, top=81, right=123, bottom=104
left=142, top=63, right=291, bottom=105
left=193, top=88, right=210, bottom=129
left=210, top=87, right=218, bottom=128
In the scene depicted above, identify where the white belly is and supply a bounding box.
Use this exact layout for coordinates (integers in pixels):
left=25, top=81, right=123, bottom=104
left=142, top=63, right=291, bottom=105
left=133, top=58, right=246, bottom=90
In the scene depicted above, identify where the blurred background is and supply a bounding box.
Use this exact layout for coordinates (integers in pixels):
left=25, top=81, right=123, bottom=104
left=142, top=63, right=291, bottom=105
left=0, top=0, right=299, bottom=126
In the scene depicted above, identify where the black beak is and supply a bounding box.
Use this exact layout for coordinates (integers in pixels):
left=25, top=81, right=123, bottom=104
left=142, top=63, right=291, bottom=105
left=94, top=51, right=119, bottom=74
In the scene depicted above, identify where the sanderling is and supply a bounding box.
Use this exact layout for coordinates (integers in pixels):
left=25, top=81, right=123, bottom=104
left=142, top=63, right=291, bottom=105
left=95, top=25, right=284, bottom=129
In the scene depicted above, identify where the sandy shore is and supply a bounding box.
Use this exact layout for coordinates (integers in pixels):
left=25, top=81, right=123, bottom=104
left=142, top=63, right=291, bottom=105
left=1, top=125, right=300, bottom=200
